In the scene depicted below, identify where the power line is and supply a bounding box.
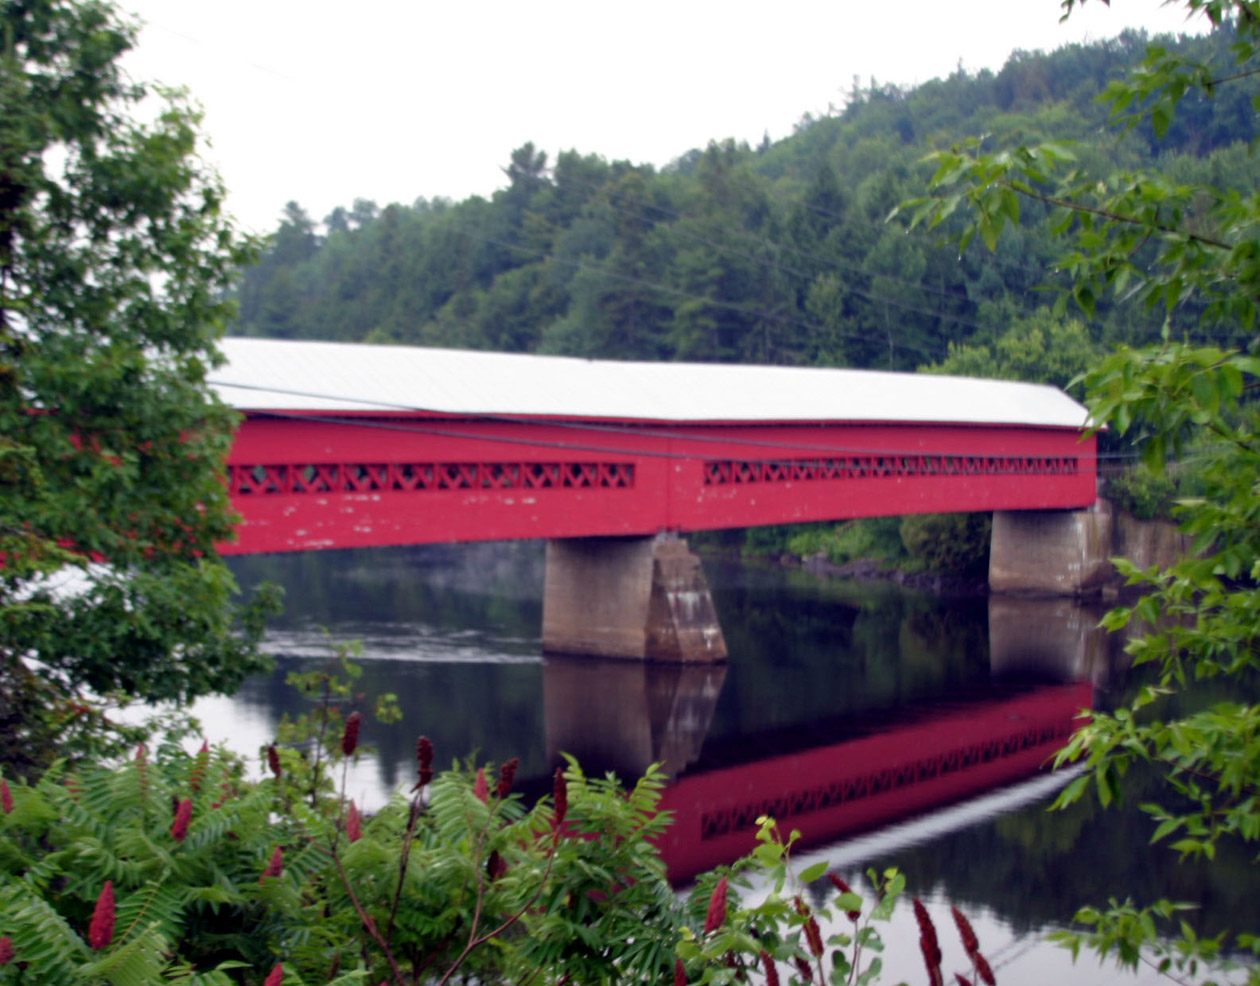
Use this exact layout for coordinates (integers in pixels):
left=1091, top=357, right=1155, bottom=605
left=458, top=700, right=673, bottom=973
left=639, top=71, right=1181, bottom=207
left=212, top=376, right=1136, bottom=462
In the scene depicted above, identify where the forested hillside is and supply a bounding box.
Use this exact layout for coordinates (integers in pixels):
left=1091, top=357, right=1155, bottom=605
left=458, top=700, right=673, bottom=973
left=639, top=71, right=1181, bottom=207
left=234, top=28, right=1258, bottom=375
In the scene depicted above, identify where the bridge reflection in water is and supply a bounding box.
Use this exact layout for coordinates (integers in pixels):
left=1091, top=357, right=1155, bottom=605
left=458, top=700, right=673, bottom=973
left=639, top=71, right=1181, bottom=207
left=543, top=594, right=1101, bottom=882
left=225, top=545, right=1112, bottom=886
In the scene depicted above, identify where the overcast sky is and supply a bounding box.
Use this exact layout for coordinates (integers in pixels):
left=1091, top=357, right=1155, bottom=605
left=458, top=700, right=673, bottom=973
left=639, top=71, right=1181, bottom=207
left=119, top=1, right=1205, bottom=235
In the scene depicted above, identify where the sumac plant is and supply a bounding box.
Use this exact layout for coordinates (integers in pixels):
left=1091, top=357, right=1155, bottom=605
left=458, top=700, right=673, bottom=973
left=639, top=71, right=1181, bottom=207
left=0, top=726, right=990, bottom=985
left=677, top=817, right=996, bottom=986
left=0, top=735, right=681, bottom=985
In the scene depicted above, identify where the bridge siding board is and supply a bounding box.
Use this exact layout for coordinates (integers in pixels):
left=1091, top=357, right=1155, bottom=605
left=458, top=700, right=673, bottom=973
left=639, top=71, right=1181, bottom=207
left=221, top=415, right=1096, bottom=555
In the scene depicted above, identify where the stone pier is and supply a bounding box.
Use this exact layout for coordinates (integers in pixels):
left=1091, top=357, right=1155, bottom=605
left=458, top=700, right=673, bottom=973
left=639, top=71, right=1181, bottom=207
left=541, top=534, right=728, bottom=662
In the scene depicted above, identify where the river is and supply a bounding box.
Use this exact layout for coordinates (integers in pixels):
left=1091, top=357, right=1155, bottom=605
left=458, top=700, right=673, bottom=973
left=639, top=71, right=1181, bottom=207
left=207, top=541, right=1255, bottom=986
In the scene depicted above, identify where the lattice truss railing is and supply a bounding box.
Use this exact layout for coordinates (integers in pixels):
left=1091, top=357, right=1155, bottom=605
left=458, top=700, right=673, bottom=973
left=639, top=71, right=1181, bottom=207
left=699, top=717, right=1073, bottom=839
left=228, top=461, right=636, bottom=495
left=704, top=455, right=1079, bottom=485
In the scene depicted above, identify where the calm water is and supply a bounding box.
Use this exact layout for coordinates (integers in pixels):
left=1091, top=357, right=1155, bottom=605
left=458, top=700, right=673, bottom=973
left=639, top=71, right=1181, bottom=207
left=210, top=542, right=1254, bottom=986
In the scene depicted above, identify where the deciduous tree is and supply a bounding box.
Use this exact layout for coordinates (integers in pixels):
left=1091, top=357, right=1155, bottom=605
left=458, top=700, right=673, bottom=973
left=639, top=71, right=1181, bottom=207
left=905, top=0, right=1260, bottom=976
left=0, top=0, right=277, bottom=774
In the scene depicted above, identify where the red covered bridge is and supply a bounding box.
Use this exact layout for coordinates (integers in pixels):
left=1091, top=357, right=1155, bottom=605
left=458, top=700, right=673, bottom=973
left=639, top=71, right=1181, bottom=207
left=211, top=338, right=1096, bottom=662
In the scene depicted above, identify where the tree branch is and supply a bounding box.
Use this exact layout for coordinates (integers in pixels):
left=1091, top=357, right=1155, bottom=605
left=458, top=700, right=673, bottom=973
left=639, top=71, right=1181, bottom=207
left=331, top=846, right=407, bottom=986
left=1002, top=182, right=1232, bottom=251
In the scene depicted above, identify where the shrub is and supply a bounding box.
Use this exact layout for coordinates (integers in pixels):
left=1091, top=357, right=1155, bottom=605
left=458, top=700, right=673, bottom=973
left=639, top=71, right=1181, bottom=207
left=898, top=513, right=992, bottom=577
left=828, top=517, right=908, bottom=567
left=0, top=742, right=679, bottom=985
left=1102, top=466, right=1181, bottom=521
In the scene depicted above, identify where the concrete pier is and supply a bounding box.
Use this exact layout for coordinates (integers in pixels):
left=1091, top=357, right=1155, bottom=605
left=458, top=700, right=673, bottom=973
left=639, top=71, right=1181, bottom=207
left=990, top=499, right=1191, bottom=597
left=542, top=534, right=728, bottom=662
left=990, top=503, right=1114, bottom=596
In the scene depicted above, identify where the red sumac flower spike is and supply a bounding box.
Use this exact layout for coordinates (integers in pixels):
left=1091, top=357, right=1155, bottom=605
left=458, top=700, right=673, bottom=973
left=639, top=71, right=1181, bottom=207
left=674, top=958, right=687, bottom=986
left=0, top=935, right=14, bottom=965
left=413, top=735, right=435, bottom=790
left=919, top=934, right=943, bottom=986
left=973, top=951, right=996, bottom=986
left=346, top=800, right=362, bottom=843
left=474, top=767, right=489, bottom=803
left=913, top=897, right=939, bottom=950
left=704, top=876, right=728, bottom=935
left=88, top=880, right=115, bottom=950
left=340, top=712, right=361, bottom=757
left=956, top=975, right=975, bottom=986
left=1, top=779, right=12, bottom=814
left=803, top=914, right=824, bottom=958
left=264, top=962, right=284, bottom=986
left=267, top=744, right=282, bottom=779
left=497, top=757, right=519, bottom=800
left=553, top=768, right=568, bottom=829
left=759, top=950, right=780, bottom=986
left=793, top=956, right=814, bottom=983
left=260, top=846, right=283, bottom=881
left=486, top=849, right=507, bottom=881
left=190, top=741, right=210, bottom=792
left=171, top=798, right=192, bottom=841
left=952, top=905, right=980, bottom=955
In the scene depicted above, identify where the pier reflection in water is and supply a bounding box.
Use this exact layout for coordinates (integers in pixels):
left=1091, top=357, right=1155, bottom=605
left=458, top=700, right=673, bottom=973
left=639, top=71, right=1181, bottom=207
left=218, top=543, right=1255, bottom=982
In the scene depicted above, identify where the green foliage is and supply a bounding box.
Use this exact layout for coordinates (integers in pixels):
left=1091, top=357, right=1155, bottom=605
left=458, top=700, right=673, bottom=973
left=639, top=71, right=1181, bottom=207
left=907, top=0, right=1260, bottom=978
left=1102, top=465, right=1183, bottom=520
left=740, top=518, right=912, bottom=570
left=0, top=0, right=280, bottom=777
left=921, top=307, right=1102, bottom=391
left=898, top=513, right=992, bottom=577
left=674, top=818, right=997, bottom=986
left=740, top=523, right=835, bottom=559
left=742, top=513, right=990, bottom=579
left=828, top=518, right=908, bottom=568
left=1048, top=897, right=1260, bottom=983
left=234, top=28, right=1260, bottom=374
left=0, top=737, right=682, bottom=985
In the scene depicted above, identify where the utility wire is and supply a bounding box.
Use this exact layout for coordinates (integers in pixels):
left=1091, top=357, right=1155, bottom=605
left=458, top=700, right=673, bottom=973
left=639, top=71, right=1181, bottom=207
left=212, top=377, right=1136, bottom=462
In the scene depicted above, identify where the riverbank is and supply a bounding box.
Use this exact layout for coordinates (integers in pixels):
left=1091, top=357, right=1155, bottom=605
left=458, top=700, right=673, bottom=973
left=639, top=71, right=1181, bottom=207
left=717, top=499, right=1190, bottom=602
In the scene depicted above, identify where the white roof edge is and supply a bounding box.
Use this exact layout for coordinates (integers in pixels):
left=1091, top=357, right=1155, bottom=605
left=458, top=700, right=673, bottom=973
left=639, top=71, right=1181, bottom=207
left=210, top=337, right=1090, bottom=429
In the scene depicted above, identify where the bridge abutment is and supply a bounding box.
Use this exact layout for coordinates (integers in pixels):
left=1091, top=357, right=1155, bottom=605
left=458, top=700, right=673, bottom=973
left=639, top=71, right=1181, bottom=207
left=990, top=499, right=1192, bottom=597
left=542, top=534, right=728, bottom=662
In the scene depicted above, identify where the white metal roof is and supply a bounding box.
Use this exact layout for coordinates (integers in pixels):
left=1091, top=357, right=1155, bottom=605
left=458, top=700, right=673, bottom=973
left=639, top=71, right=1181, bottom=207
left=210, top=337, right=1090, bottom=428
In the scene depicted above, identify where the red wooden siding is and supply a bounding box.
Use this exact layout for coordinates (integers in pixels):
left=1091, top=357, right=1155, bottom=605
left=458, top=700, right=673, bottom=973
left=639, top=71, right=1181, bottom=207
left=220, top=413, right=1096, bottom=555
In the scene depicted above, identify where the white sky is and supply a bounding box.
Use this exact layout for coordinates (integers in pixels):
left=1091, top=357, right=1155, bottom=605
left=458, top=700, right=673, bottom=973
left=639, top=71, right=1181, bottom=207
left=119, top=1, right=1205, bottom=235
